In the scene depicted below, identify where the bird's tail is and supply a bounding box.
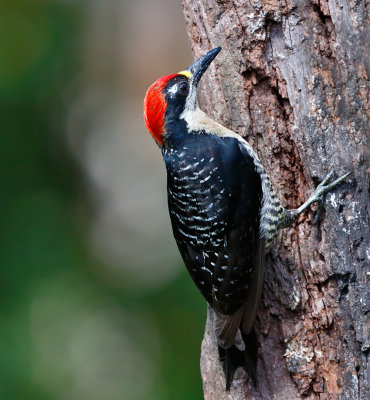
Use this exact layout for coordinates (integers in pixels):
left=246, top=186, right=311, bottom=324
left=217, top=328, right=258, bottom=391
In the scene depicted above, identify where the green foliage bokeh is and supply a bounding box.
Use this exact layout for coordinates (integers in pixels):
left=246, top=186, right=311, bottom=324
left=0, top=1, right=204, bottom=399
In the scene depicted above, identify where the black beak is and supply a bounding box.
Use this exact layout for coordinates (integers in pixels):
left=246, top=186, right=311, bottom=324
left=179, top=47, right=221, bottom=111
left=187, top=47, right=221, bottom=88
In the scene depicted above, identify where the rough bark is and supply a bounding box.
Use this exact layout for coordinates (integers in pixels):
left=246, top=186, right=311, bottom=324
left=182, top=0, right=369, bottom=399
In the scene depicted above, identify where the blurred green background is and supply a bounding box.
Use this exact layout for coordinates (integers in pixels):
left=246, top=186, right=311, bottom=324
left=0, top=1, right=205, bottom=399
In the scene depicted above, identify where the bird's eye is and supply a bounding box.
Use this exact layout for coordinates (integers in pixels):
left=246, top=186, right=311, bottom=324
left=178, top=81, right=188, bottom=94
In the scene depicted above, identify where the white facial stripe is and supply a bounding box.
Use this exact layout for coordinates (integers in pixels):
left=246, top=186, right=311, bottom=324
left=183, top=83, right=197, bottom=111
left=168, top=84, right=178, bottom=95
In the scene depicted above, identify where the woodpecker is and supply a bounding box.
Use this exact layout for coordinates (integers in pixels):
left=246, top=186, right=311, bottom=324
left=143, top=47, right=350, bottom=390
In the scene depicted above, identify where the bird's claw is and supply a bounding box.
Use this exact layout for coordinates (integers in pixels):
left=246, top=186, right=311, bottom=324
left=292, top=170, right=352, bottom=223
left=313, top=197, right=324, bottom=224
left=318, top=170, right=335, bottom=188
left=317, top=170, right=352, bottom=195
left=310, top=170, right=352, bottom=223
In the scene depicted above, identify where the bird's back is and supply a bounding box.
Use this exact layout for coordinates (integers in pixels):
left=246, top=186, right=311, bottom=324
left=163, top=133, right=262, bottom=315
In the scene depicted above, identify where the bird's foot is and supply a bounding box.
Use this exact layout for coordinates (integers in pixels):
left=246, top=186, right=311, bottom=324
left=293, top=170, right=352, bottom=223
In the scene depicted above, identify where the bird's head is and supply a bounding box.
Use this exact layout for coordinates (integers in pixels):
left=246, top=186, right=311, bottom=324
left=143, top=47, right=221, bottom=147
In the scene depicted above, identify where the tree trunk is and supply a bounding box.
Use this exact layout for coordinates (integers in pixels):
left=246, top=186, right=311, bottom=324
left=181, top=0, right=369, bottom=399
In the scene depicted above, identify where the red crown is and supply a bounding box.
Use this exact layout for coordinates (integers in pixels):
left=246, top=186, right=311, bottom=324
left=143, top=74, right=178, bottom=146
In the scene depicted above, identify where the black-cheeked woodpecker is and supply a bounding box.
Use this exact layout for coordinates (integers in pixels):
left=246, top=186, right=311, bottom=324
left=143, top=47, right=351, bottom=390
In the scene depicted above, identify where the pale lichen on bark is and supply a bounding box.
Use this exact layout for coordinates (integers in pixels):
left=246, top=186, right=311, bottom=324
left=182, top=0, right=369, bottom=399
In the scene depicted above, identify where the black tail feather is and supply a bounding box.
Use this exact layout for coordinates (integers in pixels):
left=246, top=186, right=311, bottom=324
left=218, top=328, right=259, bottom=391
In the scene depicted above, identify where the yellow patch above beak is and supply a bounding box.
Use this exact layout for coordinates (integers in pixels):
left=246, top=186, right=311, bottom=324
left=178, top=70, right=193, bottom=79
